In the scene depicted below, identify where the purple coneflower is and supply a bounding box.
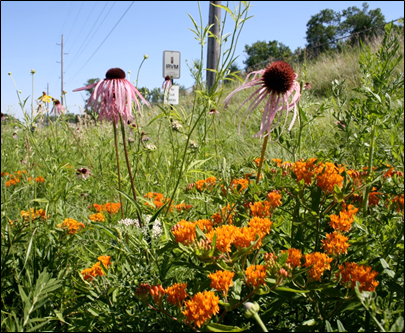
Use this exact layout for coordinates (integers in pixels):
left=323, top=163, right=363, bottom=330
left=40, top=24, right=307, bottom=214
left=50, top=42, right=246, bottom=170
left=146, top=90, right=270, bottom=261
left=73, top=68, right=149, bottom=126
left=208, top=108, right=219, bottom=115
left=12, top=132, right=18, bottom=140
left=162, top=75, right=172, bottom=92
left=304, top=82, right=312, bottom=91
left=76, top=167, right=92, bottom=180
left=51, top=99, right=65, bottom=115
left=224, top=60, right=301, bottom=138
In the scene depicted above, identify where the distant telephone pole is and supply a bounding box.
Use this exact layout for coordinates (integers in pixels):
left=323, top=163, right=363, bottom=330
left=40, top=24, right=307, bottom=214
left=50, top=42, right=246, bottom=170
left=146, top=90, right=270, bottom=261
left=57, top=35, right=68, bottom=105
left=206, top=1, right=221, bottom=93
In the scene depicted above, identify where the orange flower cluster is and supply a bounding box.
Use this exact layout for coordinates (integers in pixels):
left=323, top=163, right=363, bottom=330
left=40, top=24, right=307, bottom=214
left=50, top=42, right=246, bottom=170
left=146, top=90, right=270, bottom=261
left=89, top=213, right=105, bottom=222
left=228, top=178, right=249, bottom=194
left=195, top=219, right=214, bottom=233
left=195, top=177, right=217, bottom=192
left=165, top=283, right=188, bottom=307
left=245, top=265, right=267, bottom=287
left=208, top=270, right=234, bottom=295
left=206, top=225, right=238, bottom=253
left=390, top=194, right=404, bottom=213
left=81, top=256, right=111, bottom=281
left=329, top=204, right=359, bottom=232
left=337, top=262, right=379, bottom=292
left=33, top=176, right=45, bottom=183
left=144, top=192, right=172, bottom=210
left=150, top=285, right=165, bottom=305
left=254, top=157, right=265, bottom=167
left=248, top=217, right=273, bottom=246
left=91, top=202, right=121, bottom=214
left=250, top=201, right=272, bottom=218
left=267, top=191, right=282, bottom=208
left=233, top=227, right=258, bottom=249
left=20, top=208, right=48, bottom=221
left=316, top=162, right=344, bottom=193
left=282, top=248, right=302, bottom=268
left=57, top=218, right=85, bottom=234
left=182, top=290, right=219, bottom=328
left=212, top=204, right=234, bottom=224
left=175, top=203, right=193, bottom=212
left=272, top=158, right=282, bottom=167
left=292, top=158, right=318, bottom=184
left=368, top=187, right=382, bottom=206
left=172, top=220, right=196, bottom=245
left=322, top=232, right=350, bottom=256
left=304, top=252, right=333, bottom=281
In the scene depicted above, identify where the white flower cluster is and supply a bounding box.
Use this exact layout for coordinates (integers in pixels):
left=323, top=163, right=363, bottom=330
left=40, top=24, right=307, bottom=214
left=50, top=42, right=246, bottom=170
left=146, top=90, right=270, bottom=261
left=189, top=140, right=198, bottom=150
left=117, top=215, right=163, bottom=239
left=145, top=143, right=157, bottom=151
left=118, top=218, right=139, bottom=227
left=171, top=120, right=183, bottom=132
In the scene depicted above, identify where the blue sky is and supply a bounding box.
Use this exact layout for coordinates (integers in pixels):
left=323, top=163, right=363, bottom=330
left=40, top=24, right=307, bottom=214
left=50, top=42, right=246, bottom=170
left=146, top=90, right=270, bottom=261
left=1, top=1, right=404, bottom=120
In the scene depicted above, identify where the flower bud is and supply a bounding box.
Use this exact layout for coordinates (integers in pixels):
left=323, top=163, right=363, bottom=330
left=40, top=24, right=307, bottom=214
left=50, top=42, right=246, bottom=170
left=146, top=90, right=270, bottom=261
left=244, top=301, right=260, bottom=318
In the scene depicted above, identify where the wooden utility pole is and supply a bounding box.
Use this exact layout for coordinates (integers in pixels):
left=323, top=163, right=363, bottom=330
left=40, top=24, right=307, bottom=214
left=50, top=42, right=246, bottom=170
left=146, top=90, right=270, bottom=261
left=57, top=35, right=67, bottom=105
left=206, top=1, right=221, bottom=92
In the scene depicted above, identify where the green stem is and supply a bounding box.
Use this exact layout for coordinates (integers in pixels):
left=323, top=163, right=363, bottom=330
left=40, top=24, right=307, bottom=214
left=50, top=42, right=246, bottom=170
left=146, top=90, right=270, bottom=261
left=362, top=121, right=376, bottom=217
left=119, top=116, right=142, bottom=226
left=113, top=121, right=124, bottom=219
left=253, top=312, right=268, bottom=332
left=256, top=133, right=269, bottom=184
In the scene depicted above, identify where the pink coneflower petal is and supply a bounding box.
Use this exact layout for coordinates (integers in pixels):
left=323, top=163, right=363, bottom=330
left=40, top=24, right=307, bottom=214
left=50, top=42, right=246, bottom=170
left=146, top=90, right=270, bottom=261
left=73, top=68, right=149, bottom=127
left=224, top=61, right=300, bottom=140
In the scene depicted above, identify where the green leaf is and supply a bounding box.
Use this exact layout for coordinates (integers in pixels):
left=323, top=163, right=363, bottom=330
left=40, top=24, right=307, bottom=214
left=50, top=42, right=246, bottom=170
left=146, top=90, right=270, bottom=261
left=325, top=320, right=334, bottom=332
left=379, top=258, right=395, bottom=278
left=336, top=320, right=347, bottom=332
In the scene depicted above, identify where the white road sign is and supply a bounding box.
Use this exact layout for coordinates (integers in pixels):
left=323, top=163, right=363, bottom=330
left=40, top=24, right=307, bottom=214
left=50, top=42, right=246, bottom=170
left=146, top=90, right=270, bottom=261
left=163, top=51, right=180, bottom=79
left=164, top=85, right=179, bottom=105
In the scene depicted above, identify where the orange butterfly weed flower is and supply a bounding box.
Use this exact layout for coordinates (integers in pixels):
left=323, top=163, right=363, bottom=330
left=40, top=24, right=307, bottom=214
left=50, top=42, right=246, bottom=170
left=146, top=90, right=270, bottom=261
left=182, top=290, right=220, bottom=328
left=233, top=227, right=258, bottom=249
left=254, top=157, right=265, bottom=167
left=292, top=158, right=318, bottom=184
left=390, top=194, right=404, bottom=213
left=57, top=218, right=85, bottom=234
left=316, top=162, right=344, bottom=193
left=322, top=232, right=350, bottom=256
left=206, top=225, right=238, bottom=253
left=89, top=213, right=105, bottom=222
left=195, top=177, right=217, bottom=192
left=337, top=262, right=379, bottom=292
left=211, top=204, right=235, bottom=225
left=368, top=187, right=382, bottom=206
left=229, top=178, right=249, bottom=194
left=209, top=270, right=235, bottom=295
left=267, top=190, right=282, bottom=208
left=248, top=216, right=272, bottom=240
left=245, top=265, right=267, bottom=288
left=175, top=203, right=193, bottom=212
left=98, top=255, right=111, bottom=268
left=249, top=201, right=272, bottom=218
left=165, top=283, right=188, bottom=307
left=329, top=204, right=359, bottom=232
left=150, top=285, right=165, bottom=306
left=34, top=176, right=45, bottom=183
left=20, top=208, right=48, bottom=221
left=272, top=158, right=282, bottom=167
left=172, top=220, right=196, bottom=245
left=195, top=219, right=214, bottom=233
left=281, top=248, right=303, bottom=268
left=104, top=202, right=121, bottom=214
left=304, top=252, right=333, bottom=281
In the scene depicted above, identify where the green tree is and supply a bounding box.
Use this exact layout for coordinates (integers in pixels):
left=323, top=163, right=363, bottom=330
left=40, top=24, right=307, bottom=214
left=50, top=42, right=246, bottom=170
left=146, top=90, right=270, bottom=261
left=339, top=2, right=386, bottom=44
left=243, top=40, right=292, bottom=70
left=305, top=9, right=341, bottom=54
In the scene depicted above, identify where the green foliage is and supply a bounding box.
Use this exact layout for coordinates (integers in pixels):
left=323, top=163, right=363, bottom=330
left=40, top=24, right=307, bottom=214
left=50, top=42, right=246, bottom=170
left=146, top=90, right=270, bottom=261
left=1, top=3, right=404, bottom=333
left=243, top=40, right=292, bottom=69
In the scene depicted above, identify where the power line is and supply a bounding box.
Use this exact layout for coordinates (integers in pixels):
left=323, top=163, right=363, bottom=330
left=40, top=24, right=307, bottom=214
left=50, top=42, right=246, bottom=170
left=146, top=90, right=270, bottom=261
left=65, top=1, right=134, bottom=85
left=64, top=1, right=85, bottom=45
left=65, top=1, right=112, bottom=72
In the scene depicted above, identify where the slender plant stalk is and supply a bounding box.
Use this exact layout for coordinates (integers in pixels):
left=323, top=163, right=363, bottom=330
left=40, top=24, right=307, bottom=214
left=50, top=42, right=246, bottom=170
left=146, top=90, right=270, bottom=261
left=362, top=121, right=377, bottom=217
left=256, top=133, right=269, bottom=184
left=113, top=121, right=124, bottom=219
left=119, top=115, right=142, bottom=226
